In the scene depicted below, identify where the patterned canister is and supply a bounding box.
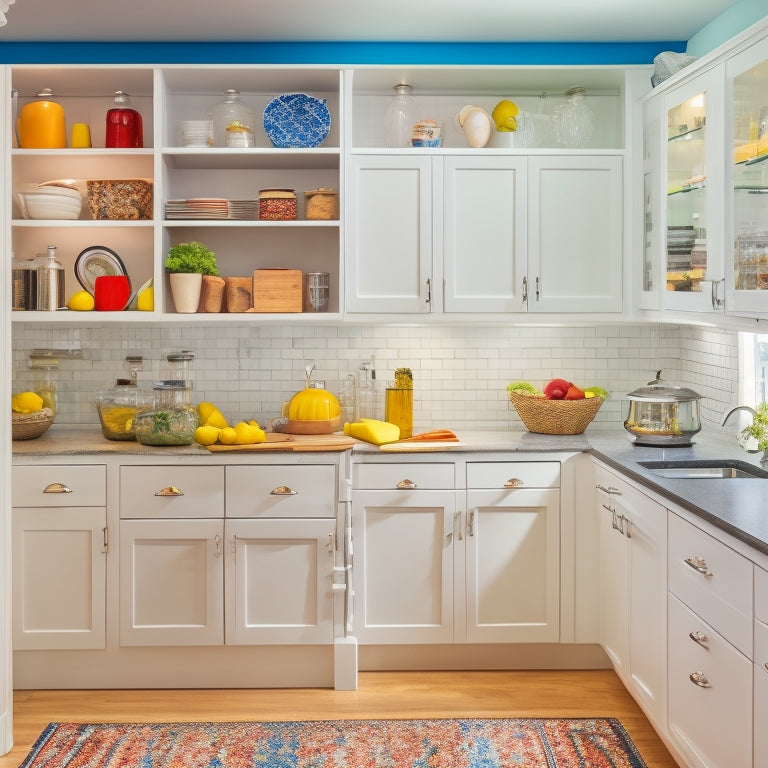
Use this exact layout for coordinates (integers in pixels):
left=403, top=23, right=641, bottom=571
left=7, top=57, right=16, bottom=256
left=259, top=189, right=297, bottom=220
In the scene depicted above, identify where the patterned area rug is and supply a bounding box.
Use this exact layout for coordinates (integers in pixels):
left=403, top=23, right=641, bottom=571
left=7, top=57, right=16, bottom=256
left=19, top=718, right=649, bottom=768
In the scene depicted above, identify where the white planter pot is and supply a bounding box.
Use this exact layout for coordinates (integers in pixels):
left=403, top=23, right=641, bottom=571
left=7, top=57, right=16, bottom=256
left=169, top=272, right=203, bottom=313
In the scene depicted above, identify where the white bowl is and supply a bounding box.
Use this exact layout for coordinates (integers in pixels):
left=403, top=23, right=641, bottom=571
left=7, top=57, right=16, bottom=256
left=19, top=193, right=83, bottom=220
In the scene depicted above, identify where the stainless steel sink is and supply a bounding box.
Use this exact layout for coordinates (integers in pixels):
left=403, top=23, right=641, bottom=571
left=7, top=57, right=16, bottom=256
left=638, top=460, right=768, bottom=479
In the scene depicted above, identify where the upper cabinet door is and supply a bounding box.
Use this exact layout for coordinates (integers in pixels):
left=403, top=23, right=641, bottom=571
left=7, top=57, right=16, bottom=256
left=726, top=37, right=768, bottom=317
left=663, top=69, right=726, bottom=313
left=527, top=155, right=623, bottom=313
left=345, top=154, right=433, bottom=314
left=443, top=155, right=527, bottom=313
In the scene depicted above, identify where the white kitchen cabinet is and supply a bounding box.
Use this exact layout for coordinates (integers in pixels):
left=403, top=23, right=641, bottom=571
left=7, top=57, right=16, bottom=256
left=351, top=458, right=561, bottom=645
left=755, top=566, right=768, bottom=768
left=345, top=153, right=621, bottom=315
left=667, top=511, right=753, bottom=768
left=225, top=518, right=335, bottom=645
left=594, top=461, right=667, bottom=727
left=12, top=465, right=107, bottom=650
left=119, top=517, right=225, bottom=646
left=464, top=460, right=560, bottom=643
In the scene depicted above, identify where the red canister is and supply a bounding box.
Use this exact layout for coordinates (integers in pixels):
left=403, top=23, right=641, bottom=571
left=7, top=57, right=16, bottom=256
left=106, top=91, right=143, bottom=148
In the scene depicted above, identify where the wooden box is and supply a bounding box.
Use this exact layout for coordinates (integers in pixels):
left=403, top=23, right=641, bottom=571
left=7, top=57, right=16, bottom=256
left=252, top=269, right=302, bottom=313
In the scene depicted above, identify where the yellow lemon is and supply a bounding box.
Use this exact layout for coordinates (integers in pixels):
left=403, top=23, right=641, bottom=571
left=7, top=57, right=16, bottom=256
left=197, top=401, right=216, bottom=423
left=492, top=99, right=519, bottom=132
left=194, top=425, right=220, bottom=446
left=67, top=290, right=95, bottom=311
left=12, top=391, right=44, bottom=413
left=218, top=426, right=237, bottom=445
left=205, top=409, right=229, bottom=429
left=137, top=285, right=154, bottom=312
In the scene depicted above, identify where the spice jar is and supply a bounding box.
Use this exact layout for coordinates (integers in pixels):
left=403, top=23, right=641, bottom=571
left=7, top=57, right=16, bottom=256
left=259, top=189, right=297, bottom=220
left=304, top=187, right=338, bottom=220
left=134, top=383, right=199, bottom=446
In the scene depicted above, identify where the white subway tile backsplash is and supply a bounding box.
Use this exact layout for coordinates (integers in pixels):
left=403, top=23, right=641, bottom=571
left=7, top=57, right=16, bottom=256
left=12, top=322, right=739, bottom=433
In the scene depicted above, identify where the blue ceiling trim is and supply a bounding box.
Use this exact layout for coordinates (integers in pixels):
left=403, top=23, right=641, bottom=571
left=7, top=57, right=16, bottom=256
left=0, top=40, right=686, bottom=65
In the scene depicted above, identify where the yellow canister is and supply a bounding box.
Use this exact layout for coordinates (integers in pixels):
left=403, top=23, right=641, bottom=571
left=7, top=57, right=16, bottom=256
left=17, top=89, right=67, bottom=149
left=304, top=187, right=338, bottom=220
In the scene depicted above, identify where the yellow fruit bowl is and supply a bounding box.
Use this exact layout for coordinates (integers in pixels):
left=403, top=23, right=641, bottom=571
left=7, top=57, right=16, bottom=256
left=12, top=408, right=56, bottom=440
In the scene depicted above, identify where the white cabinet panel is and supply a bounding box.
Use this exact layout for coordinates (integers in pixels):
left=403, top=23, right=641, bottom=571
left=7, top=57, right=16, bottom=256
left=225, top=518, right=335, bottom=644
left=119, top=518, right=224, bottom=646
left=12, top=507, right=106, bottom=650
left=353, top=462, right=454, bottom=490
left=443, top=155, right=527, bottom=312
left=13, top=465, right=106, bottom=508
left=464, top=488, right=560, bottom=643
left=528, top=156, right=623, bottom=313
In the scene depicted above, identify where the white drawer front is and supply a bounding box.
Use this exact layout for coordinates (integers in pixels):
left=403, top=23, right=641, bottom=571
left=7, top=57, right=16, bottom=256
left=13, top=464, right=106, bottom=507
left=466, top=461, right=560, bottom=489
left=757, top=617, right=768, bottom=676
left=756, top=566, right=768, bottom=625
left=668, top=593, right=752, bottom=768
left=226, top=465, right=336, bottom=518
left=120, top=466, right=224, bottom=519
left=668, top=512, right=753, bottom=658
left=354, top=462, right=454, bottom=490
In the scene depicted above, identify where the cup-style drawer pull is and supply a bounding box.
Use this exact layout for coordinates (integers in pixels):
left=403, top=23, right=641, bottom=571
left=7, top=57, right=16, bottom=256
left=689, top=672, right=712, bottom=688
left=596, top=484, right=621, bottom=495
left=270, top=485, right=297, bottom=496
left=689, top=630, right=709, bottom=647
left=155, top=486, right=184, bottom=497
left=43, top=482, right=72, bottom=494
left=396, top=479, right=418, bottom=489
left=503, top=478, right=524, bottom=488
left=764, top=662, right=768, bottom=672
left=684, top=556, right=713, bottom=577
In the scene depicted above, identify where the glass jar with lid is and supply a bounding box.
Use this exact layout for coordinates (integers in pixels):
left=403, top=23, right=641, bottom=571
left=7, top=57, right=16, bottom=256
left=134, top=383, right=199, bottom=446
left=95, top=356, right=150, bottom=441
left=207, top=89, right=256, bottom=148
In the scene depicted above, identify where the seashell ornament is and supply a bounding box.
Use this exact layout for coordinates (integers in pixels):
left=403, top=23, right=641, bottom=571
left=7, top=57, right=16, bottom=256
left=457, top=105, right=492, bottom=148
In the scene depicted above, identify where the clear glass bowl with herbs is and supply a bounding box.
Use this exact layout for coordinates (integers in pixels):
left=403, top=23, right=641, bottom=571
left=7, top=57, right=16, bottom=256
left=134, top=383, right=199, bottom=446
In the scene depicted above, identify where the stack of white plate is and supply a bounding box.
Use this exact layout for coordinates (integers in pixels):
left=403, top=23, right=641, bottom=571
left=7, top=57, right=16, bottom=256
left=181, top=120, right=212, bottom=147
left=18, top=184, right=83, bottom=220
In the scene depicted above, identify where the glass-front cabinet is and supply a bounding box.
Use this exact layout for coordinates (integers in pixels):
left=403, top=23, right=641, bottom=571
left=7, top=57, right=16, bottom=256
left=726, top=39, right=768, bottom=317
left=663, top=71, right=725, bottom=313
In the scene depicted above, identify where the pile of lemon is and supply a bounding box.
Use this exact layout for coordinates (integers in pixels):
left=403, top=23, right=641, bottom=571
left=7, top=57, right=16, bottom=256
left=66, top=285, right=154, bottom=312
left=194, top=402, right=267, bottom=446
left=12, top=391, right=45, bottom=414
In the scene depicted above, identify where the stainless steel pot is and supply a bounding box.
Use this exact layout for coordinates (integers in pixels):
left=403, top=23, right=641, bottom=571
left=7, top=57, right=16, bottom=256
left=624, top=370, right=702, bottom=446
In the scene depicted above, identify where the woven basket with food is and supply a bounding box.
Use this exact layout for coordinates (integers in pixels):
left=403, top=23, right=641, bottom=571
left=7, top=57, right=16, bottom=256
left=11, top=390, right=55, bottom=440
left=507, top=379, right=607, bottom=435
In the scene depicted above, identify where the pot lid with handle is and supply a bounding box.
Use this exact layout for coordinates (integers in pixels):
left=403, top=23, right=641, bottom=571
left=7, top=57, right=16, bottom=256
left=627, top=370, right=702, bottom=403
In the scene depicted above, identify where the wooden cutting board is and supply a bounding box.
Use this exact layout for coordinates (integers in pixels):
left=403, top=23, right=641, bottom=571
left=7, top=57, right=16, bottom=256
left=206, top=433, right=357, bottom=452
left=379, top=441, right=467, bottom=452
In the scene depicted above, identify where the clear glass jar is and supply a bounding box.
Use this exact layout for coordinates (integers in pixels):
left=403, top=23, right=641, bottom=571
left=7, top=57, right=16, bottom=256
left=27, top=354, right=58, bottom=414
left=384, top=83, right=414, bottom=148
left=134, top=384, right=199, bottom=446
left=207, top=89, right=256, bottom=148
left=96, top=382, right=147, bottom=441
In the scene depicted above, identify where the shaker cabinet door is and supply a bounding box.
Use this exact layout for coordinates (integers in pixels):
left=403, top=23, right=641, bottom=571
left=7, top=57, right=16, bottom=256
left=345, top=155, right=433, bottom=314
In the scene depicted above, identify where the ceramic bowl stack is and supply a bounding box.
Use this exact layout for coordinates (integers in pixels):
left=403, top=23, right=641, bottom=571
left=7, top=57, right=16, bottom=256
left=181, top=120, right=212, bottom=147
left=17, top=183, right=83, bottom=220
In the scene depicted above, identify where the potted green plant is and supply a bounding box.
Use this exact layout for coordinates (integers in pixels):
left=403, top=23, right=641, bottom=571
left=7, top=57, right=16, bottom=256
left=165, top=241, right=220, bottom=313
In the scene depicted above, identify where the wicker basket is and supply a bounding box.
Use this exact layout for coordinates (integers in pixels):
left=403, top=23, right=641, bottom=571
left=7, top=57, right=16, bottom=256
left=508, top=393, right=604, bottom=435
left=12, top=407, right=55, bottom=440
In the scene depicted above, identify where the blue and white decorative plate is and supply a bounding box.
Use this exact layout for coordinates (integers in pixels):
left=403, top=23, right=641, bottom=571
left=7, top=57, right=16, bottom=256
left=263, top=93, right=331, bottom=148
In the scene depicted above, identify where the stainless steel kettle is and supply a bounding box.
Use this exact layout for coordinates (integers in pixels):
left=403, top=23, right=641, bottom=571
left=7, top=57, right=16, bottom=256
left=624, top=370, right=702, bottom=446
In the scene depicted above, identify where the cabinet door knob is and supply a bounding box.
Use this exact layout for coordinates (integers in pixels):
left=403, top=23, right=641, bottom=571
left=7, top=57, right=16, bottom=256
left=689, top=671, right=712, bottom=688
left=270, top=485, right=297, bottom=496
left=43, top=482, right=72, bottom=494
left=155, top=485, right=183, bottom=497
left=689, top=630, right=709, bottom=647
left=396, top=479, right=417, bottom=489
left=504, top=478, right=523, bottom=488
left=684, top=555, right=713, bottom=576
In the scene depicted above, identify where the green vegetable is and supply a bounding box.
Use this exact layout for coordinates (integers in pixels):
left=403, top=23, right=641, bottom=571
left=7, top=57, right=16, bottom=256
left=741, top=402, right=768, bottom=451
left=506, top=381, right=539, bottom=396
left=165, top=241, right=219, bottom=275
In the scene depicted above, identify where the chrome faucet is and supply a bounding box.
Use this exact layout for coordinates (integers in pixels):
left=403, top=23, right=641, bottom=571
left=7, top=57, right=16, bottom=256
left=721, top=405, right=768, bottom=467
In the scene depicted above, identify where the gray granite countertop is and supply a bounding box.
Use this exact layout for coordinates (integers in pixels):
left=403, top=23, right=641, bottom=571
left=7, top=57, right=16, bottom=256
left=14, top=425, right=768, bottom=556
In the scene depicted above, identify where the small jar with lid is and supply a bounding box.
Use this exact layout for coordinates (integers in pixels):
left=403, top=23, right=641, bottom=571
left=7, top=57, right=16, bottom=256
left=95, top=356, right=150, bottom=441
left=304, top=187, right=338, bottom=220
left=134, top=383, right=199, bottom=446
left=259, top=189, right=297, bottom=220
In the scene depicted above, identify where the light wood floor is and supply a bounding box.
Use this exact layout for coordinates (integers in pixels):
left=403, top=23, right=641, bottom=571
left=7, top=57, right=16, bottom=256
left=1, top=671, right=680, bottom=768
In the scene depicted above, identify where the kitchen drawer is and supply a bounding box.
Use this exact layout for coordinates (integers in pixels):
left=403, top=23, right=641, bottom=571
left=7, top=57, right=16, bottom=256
left=668, top=593, right=752, bottom=768
left=668, top=512, right=753, bottom=658
left=756, top=565, right=768, bottom=625
left=353, top=462, right=454, bottom=490
left=226, top=464, right=336, bottom=518
left=466, top=461, right=560, bottom=489
left=120, top=465, right=224, bottom=519
left=13, top=464, right=106, bottom=507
